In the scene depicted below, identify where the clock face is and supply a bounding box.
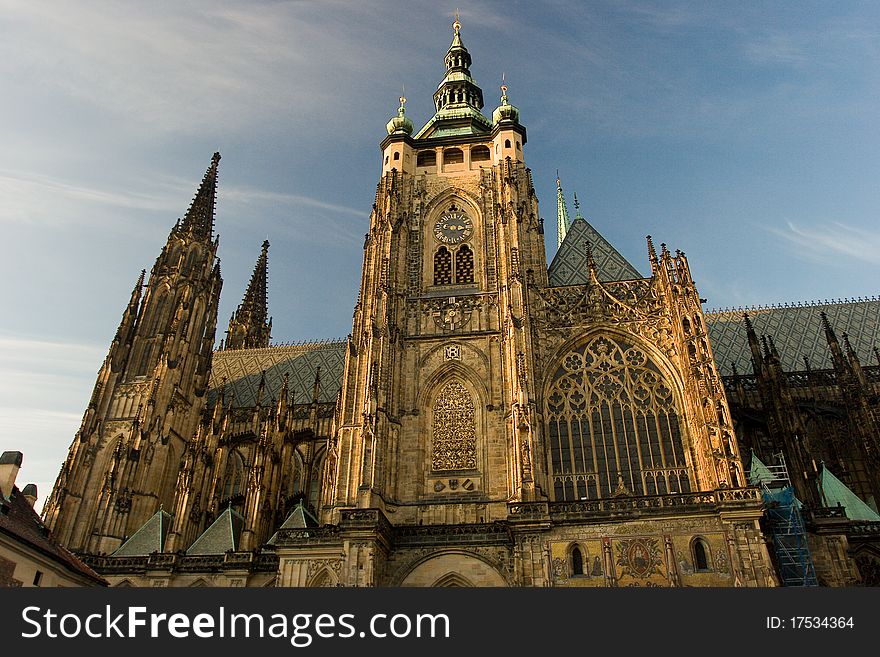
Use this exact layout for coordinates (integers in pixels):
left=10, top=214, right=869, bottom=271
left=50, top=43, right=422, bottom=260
left=433, top=211, right=473, bottom=244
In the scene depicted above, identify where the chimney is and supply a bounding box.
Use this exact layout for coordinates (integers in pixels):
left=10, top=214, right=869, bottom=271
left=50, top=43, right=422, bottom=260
left=0, top=451, right=23, bottom=499
left=22, top=484, right=38, bottom=508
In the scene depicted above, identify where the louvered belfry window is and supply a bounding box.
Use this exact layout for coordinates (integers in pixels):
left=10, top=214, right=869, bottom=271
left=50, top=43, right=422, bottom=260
left=434, top=246, right=453, bottom=285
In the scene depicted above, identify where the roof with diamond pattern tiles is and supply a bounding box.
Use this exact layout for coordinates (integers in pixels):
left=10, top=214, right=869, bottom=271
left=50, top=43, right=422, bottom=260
left=208, top=341, right=346, bottom=408
left=705, top=298, right=880, bottom=377
left=548, top=217, right=643, bottom=286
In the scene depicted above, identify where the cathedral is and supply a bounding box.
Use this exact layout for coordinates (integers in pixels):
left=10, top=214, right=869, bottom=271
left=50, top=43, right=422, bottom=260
left=41, top=21, right=880, bottom=587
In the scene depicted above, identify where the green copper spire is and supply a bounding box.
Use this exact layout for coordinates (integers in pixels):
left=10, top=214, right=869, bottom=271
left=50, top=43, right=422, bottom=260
left=414, top=15, right=492, bottom=139
left=556, top=173, right=571, bottom=248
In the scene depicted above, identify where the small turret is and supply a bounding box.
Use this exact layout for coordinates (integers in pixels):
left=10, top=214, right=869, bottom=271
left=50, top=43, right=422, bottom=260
left=492, top=81, right=520, bottom=126
left=386, top=95, right=414, bottom=136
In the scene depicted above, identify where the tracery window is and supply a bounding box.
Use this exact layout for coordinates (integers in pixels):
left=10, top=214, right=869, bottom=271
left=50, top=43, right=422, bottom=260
left=434, top=247, right=452, bottom=285
left=432, top=379, right=477, bottom=471
left=546, top=336, right=691, bottom=501
left=454, top=245, right=474, bottom=284
left=221, top=450, right=245, bottom=501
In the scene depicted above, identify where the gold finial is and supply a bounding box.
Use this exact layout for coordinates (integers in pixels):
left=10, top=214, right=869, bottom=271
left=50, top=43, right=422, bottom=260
left=500, top=71, right=507, bottom=95
left=453, top=8, right=461, bottom=32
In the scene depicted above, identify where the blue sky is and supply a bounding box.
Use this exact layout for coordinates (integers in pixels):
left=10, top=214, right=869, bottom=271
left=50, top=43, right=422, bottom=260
left=1, top=1, right=878, bottom=507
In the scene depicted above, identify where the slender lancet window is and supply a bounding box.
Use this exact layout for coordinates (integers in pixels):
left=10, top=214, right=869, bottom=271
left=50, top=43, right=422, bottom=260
left=432, top=379, right=477, bottom=471
left=546, top=336, right=691, bottom=501
left=434, top=247, right=452, bottom=285
left=455, top=245, right=475, bottom=284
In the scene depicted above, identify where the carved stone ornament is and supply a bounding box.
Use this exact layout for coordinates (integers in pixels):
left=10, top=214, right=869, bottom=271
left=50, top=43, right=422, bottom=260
left=432, top=380, right=477, bottom=471
left=431, top=297, right=474, bottom=331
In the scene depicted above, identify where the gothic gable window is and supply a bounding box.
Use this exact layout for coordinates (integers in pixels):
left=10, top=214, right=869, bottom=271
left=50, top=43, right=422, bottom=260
left=454, top=245, right=475, bottom=284
left=221, top=450, right=245, bottom=502
left=432, top=379, right=477, bottom=471
left=434, top=247, right=453, bottom=285
left=546, top=336, right=691, bottom=501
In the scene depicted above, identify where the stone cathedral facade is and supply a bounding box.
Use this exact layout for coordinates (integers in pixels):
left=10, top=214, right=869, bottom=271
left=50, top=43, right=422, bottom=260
left=42, top=22, right=879, bottom=587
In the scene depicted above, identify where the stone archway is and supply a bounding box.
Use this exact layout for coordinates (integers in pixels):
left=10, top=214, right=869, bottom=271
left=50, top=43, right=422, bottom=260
left=399, top=553, right=507, bottom=587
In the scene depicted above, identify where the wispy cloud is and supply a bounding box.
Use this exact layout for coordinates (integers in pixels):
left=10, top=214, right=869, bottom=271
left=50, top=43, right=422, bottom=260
left=0, top=335, right=106, bottom=368
left=0, top=1, right=389, bottom=136
left=0, top=170, right=186, bottom=224
left=768, top=221, right=880, bottom=265
left=222, top=186, right=364, bottom=218
left=744, top=33, right=810, bottom=66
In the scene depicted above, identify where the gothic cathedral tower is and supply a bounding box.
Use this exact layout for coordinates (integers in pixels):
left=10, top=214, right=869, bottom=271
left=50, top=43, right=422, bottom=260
left=280, top=20, right=771, bottom=587
left=43, top=154, right=223, bottom=554
left=328, top=18, right=545, bottom=530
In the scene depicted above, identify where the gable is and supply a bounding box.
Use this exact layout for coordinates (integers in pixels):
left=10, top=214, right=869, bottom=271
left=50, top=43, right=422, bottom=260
left=548, top=217, right=642, bottom=286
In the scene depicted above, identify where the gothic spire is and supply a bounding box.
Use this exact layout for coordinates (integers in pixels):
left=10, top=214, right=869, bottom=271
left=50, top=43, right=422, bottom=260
left=224, top=240, right=272, bottom=351
left=180, top=152, right=220, bottom=240
left=556, top=173, right=571, bottom=248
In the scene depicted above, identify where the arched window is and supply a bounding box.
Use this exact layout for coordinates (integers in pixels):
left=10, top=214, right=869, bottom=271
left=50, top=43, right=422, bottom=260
left=309, top=569, right=333, bottom=588
left=504, top=139, right=511, bottom=148
left=471, top=145, right=490, bottom=161
left=393, top=151, right=400, bottom=161
left=135, top=341, right=154, bottom=377
left=434, top=247, right=452, bottom=285
left=444, top=148, right=464, bottom=165
left=147, top=293, right=169, bottom=336
left=432, top=379, right=477, bottom=471
left=417, top=151, right=436, bottom=167
left=183, top=248, right=200, bottom=274
left=222, top=450, right=245, bottom=501
left=159, top=446, right=178, bottom=511
left=571, top=546, right=584, bottom=576
left=693, top=538, right=710, bottom=571
left=546, top=336, right=691, bottom=501
left=454, top=245, right=475, bottom=284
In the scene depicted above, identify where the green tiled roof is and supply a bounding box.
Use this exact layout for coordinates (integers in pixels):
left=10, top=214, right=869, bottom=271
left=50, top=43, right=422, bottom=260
left=267, top=502, right=319, bottom=545
left=820, top=464, right=880, bottom=520
left=548, top=217, right=643, bottom=286
left=706, top=299, right=880, bottom=376
left=186, top=506, right=245, bottom=555
left=112, top=509, right=172, bottom=556
left=208, top=341, right=346, bottom=408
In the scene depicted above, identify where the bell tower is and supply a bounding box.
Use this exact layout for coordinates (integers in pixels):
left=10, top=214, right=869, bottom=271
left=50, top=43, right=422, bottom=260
left=328, top=18, right=548, bottom=534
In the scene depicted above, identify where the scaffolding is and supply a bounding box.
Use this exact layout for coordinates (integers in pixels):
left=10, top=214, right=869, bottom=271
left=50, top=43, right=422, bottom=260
left=749, top=452, right=818, bottom=587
